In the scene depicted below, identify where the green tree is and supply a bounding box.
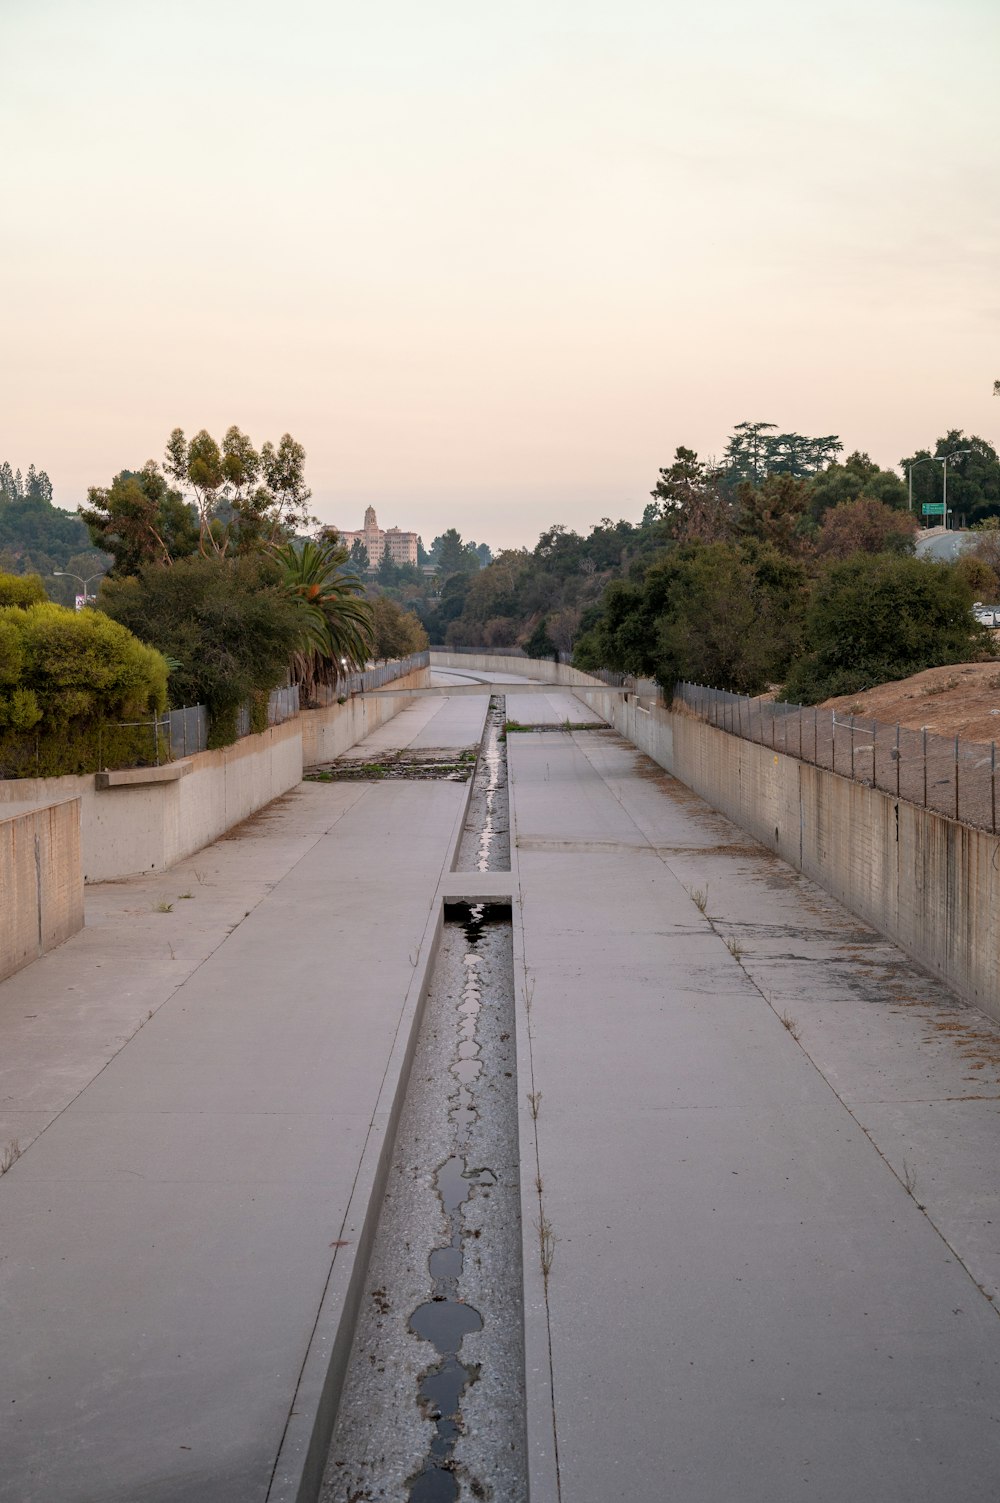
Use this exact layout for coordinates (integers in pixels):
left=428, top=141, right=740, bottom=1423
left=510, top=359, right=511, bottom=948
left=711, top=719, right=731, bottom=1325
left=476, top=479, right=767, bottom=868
left=648, top=447, right=733, bottom=542
left=574, top=542, right=806, bottom=693
left=81, top=464, right=200, bottom=574
left=808, top=451, right=907, bottom=522
left=433, top=529, right=481, bottom=578
left=783, top=554, right=986, bottom=703
left=370, top=595, right=428, bottom=660
left=100, top=555, right=305, bottom=745
left=163, top=426, right=314, bottom=556
left=723, top=422, right=842, bottom=486
left=0, top=463, right=99, bottom=585
left=349, top=539, right=370, bottom=572
left=736, top=473, right=812, bottom=556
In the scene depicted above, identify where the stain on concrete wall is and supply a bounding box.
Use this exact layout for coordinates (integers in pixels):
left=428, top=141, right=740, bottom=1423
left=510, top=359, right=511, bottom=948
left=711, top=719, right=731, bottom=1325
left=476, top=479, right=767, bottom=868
left=0, top=800, right=84, bottom=983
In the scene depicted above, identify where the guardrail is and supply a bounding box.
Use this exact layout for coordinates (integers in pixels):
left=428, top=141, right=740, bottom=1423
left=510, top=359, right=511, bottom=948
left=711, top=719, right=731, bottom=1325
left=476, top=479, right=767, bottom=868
left=674, top=681, right=999, bottom=834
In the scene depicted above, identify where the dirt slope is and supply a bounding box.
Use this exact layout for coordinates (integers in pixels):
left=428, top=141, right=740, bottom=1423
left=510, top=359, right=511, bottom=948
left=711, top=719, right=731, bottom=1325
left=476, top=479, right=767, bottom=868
left=821, top=660, right=1000, bottom=744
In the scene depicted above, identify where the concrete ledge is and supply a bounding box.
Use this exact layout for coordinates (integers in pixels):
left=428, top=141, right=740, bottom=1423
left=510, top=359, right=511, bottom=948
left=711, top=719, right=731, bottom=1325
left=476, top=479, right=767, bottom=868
left=95, top=760, right=192, bottom=789
left=438, top=875, right=516, bottom=904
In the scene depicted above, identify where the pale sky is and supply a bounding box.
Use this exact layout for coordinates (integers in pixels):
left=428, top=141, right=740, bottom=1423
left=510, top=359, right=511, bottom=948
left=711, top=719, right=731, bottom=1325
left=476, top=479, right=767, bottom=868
left=2, top=0, right=998, bottom=549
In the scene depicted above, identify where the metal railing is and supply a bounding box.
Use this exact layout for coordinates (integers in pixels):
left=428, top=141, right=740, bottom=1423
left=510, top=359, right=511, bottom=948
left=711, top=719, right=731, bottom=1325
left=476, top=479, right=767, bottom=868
left=309, top=651, right=431, bottom=703
left=674, top=682, right=999, bottom=834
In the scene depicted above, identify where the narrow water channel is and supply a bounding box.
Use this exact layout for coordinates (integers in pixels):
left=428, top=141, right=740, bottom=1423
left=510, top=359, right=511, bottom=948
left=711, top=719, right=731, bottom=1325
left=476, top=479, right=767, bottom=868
left=320, top=700, right=525, bottom=1503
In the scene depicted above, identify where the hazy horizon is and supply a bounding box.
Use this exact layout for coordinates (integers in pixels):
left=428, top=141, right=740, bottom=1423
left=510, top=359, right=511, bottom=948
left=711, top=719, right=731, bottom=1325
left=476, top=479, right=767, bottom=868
left=3, top=0, right=998, bottom=552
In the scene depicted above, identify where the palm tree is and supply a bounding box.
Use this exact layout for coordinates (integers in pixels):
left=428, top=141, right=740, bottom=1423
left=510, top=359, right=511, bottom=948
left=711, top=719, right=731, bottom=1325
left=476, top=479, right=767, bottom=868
left=272, top=539, right=374, bottom=704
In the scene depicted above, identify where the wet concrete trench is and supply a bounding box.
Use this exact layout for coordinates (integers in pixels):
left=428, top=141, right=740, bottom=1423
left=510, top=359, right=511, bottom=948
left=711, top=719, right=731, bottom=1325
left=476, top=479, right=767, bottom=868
left=321, top=697, right=526, bottom=1502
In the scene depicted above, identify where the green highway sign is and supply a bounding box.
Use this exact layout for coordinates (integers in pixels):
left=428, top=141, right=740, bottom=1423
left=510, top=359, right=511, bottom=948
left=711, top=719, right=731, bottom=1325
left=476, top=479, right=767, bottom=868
left=922, top=502, right=946, bottom=515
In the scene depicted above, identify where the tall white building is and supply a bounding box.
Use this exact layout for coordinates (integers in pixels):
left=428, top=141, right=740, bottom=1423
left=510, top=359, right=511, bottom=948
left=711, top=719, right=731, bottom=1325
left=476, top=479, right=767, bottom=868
left=334, top=506, right=419, bottom=568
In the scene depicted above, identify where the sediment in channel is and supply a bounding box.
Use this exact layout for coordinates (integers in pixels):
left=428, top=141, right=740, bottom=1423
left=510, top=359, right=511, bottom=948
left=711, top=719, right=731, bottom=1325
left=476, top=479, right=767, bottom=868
left=320, top=898, right=524, bottom=1502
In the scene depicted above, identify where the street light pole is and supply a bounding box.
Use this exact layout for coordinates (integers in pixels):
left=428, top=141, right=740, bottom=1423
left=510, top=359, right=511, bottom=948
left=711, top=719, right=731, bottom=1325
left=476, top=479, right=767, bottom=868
left=907, top=455, right=939, bottom=516
left=53, top=569, right=103, bottom=607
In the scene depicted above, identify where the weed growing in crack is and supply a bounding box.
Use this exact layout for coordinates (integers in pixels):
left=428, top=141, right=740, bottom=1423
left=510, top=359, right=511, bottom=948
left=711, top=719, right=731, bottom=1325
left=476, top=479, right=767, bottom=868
left=535, top=1174, right=544, bottom=1195
left=902, top=1158, right=918, bottom=1196
left=539, top=1215, right=556, bottom=1283
left=688, top=884, right=709, bottom=914
left=780, top=1011, right=801, bottom=1041
left=153, top=901, right=174, bottom=913
left=0, top=1139, right=22, bottom=1175
left=524, top=974, right=535, bottom=1013
left=726, top=936, right=745, bottom=961
left=527, top=1091, right=542, bottom=1120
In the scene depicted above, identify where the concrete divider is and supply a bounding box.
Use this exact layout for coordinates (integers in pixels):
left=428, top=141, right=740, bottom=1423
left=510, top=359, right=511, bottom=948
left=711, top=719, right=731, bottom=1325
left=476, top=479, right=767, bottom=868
left=0, top=800, right=84, bottom=983
left=429, top=653, right=1000, bottom=1024
left=0, top=665, right=430, bottom=883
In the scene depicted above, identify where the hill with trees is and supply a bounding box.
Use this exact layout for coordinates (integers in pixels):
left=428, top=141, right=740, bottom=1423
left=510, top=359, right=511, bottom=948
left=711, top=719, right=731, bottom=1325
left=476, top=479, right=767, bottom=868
left=428, top=419, right=1000, bottom=704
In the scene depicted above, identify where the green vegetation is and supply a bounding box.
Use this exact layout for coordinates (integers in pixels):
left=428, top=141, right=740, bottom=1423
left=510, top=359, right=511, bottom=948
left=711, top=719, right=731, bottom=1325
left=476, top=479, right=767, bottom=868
left=273, top=538, right=373, bottom=703
left=99, top=555, right=306, bottom=747
left=783, top=555, right=987, bottom=704
left=419, top=418, right=1000, bottom=706
left=0, top=581, right=168, bottom=775
left=0, top=460, right=109, bottom=605
left=370, top=595, right=429, bottom=660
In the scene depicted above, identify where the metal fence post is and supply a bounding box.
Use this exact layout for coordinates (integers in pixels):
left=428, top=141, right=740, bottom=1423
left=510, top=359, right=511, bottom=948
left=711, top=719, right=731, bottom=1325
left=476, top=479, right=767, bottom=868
left=954, top=734, right=959, bottom=821
left=831, top=709, right=836, bottom=774
left=850, top=715, right=855, bottom=780
left=923, top=727, right=928, bottom=807
left=993, top=741, right=997, bottom=835
left=895, top=723, right=900, bottom=799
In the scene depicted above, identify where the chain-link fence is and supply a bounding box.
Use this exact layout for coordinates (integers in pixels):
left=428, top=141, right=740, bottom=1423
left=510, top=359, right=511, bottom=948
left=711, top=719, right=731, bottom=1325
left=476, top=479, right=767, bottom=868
left=673, top=682, right=999, bottom=833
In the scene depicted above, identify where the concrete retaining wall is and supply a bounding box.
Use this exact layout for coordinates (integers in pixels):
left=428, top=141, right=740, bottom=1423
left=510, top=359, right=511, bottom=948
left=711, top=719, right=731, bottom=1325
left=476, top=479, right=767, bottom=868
left=0, top=801, right=84, bottom=983
left=300, top=666, right=430, bottom=766
left=430, top=651, right=602, bottom=690
left=0, top=666, right=430, bottom=883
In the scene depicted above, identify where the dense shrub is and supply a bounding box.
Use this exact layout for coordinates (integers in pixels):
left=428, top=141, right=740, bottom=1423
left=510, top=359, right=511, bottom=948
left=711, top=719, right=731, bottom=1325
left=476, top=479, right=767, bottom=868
left=100, top=554, right=304, bottom=746
left=0, top=571, right=47, bottom=608
left=574, top=542, right=807, bottom=694
left=783, top=554, right=987, bottom=704
left=0, top=602, right=168, bottom=775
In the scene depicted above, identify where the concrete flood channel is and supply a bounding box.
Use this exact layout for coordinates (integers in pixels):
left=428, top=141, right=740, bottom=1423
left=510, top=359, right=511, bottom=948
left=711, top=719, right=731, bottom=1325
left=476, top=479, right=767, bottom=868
left=321, top=696, right=526, bottom=1502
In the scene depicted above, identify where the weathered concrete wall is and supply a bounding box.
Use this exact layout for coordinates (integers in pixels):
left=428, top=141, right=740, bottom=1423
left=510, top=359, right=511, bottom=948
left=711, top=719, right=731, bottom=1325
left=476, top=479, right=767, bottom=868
left=0, top=667, right=429, bottom=882
left=0, top=800, right=84, bottom=983
left=590, top=688, right=1000, bottom=1024
left=430, top=651, right=603, bottom=690
left=300, top=665, right=431, bottom=766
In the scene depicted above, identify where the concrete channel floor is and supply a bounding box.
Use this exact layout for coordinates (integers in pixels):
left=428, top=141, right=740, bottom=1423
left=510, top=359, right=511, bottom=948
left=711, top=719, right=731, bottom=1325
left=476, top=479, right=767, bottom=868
left=3, top=672, right=1000, bottom=1501
left=510, top=724, right=1000, bottom=1503
left=0, top=693, right=488, bottom=1503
